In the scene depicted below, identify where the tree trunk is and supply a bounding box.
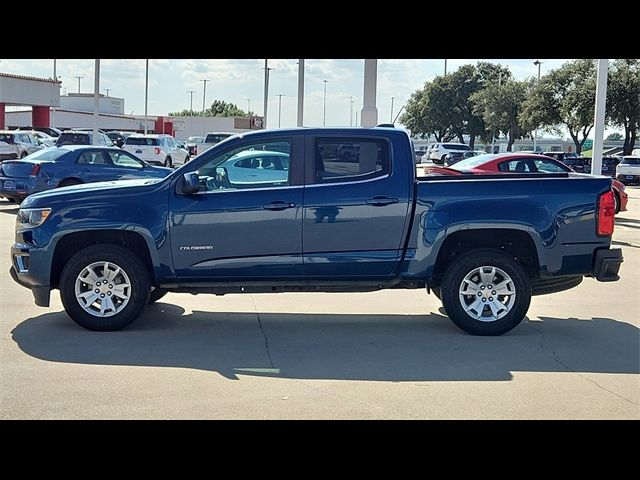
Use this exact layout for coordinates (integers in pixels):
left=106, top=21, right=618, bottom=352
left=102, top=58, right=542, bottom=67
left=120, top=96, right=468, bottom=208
left=469, top=135, right=476, bottom=150
left=576, top=141, right=582, bottom=155
left=507, top=130, right=514, bottom=152
left=568, top=131, right=580, bottom=155
left=456, top=131, right=465, bottom=144
left=629, top=127, right=638, bottom=155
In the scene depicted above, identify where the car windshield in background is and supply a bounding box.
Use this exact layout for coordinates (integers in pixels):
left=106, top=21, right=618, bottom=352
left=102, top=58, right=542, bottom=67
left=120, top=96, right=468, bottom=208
left=0, top=134, right=15, bottom=143
left=57, top=133, right=90, bottom=145
left=621, top=158, right=640, bottom=165
left=205, top=134, right=233, bottom=143
left=125, top=137, right=158, bottom=146
left=188, top=136, right=204, bottom=143
left=24, top=148, right=69, bottom=161
left=443, top=144, right=471, bottom=151
left=451, top=154, right=496, bottom=170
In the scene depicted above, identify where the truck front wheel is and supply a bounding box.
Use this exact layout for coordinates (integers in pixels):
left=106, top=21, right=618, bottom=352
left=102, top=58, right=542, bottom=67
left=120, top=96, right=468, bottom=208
left=59, top=244, right=150, bottom=331
left=440, top=249, right=531, bottom=336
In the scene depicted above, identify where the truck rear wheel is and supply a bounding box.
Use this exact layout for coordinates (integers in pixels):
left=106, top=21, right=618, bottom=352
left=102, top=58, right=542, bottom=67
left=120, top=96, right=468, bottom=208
left=59, top=244, right=150, bottom=331
left=440, top=249, right=531, bottom=336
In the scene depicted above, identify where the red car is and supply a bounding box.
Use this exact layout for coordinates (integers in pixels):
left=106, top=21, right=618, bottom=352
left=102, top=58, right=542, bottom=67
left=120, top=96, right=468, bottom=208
left=422, top=153, right=628, bottom=213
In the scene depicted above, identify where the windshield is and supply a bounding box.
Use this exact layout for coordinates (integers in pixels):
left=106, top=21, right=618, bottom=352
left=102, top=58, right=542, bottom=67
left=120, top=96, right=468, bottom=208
left=621, top=157, right=640, bottom=165
left=0, top=133, right=15, bottom=143
left=24, top=147, right=69, bottom=161
left=57, top=133, right=90, bottom=145
left=205, top=133, right=233, bottom=143
left=451, top=154, right=496, bottom=170
left=443, top=144, right=470, bottom=151
left=125, top=137, right=158, bottom=146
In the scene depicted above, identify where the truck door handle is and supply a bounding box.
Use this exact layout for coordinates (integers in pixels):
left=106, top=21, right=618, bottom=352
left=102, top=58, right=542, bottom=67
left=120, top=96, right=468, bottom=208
left=263, top=201, right=296, bottom=211
left=366, top=196, right=399, bottom=206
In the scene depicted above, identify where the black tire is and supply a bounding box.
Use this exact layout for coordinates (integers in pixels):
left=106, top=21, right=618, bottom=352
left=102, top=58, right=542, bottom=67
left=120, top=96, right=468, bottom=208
left=431, top=286, right=441, bottom=300
left=58, top=178, right=82, bottom=188
left=59, top=244, right=150, bottom=331
left=441, top=154, right=447, bottom=164
left=164, top=157, right=173, bottom=168
left=184, top=155, right=190, bottom=163
left=149, top=287, right=168, bottom=304
left=440, top=248, right=531, bottom=336
left=613, top=192, right=620, bottom=214
left=20, top=152, right=27, bottom=158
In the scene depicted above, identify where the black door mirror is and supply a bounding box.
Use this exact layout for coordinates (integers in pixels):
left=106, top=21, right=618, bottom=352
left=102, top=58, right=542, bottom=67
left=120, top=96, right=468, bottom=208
left=182, top=172, right=201, bottom=194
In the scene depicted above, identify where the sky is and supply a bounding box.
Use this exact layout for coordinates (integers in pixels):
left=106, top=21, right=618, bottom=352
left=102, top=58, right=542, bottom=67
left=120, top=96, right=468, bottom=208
left=1, top=58, right=618, bottom=137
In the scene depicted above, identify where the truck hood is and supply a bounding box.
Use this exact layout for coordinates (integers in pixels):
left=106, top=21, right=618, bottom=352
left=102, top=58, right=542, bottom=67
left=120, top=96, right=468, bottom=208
left=21, top=178, right=165, bottom=208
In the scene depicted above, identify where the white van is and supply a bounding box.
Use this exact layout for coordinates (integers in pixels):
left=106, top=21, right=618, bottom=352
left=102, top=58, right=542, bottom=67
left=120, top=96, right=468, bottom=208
left=123, top=134, right=189, bottom=168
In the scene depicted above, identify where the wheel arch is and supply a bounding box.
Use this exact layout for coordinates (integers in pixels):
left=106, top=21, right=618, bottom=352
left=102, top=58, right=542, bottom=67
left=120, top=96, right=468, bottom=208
left=50, top=229, right=157, bottom=288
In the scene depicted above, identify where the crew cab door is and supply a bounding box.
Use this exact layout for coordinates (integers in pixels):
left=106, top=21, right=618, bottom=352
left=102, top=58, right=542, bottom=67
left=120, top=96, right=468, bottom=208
left=302, top=134, right=412, bottom=278
left=169, top=135, right=305, bottom=279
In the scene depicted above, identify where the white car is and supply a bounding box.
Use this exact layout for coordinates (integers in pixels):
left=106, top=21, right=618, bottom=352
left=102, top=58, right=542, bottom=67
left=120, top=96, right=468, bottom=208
left=423, top=142, right=472, bottom=164
left=0, top=130, right=45, bottom=161
left=29, top=131, right=56, bottom=147
left=616, top=156, right=640, bottom=185
left=122, top=134, right=189, bottom=168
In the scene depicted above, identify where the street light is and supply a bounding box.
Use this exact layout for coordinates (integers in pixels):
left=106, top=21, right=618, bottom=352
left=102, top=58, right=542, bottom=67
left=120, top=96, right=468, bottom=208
left=276, top=94, right=286, bottom=128
left=263, top=60, right=274, bottom=128
left=349, top=96, right=354, bottom=126
left=74, top=76, right=83, bottom=93
left=533, top=60, right=542, bottom=152
left=444, top=59, right=447, bottom=76
left=390, top=96, right=395, bottom=122
left=187, top=90, right=195, bottom=114
left=322, top=79, right=328, bottom=126
left=144, top=59, right=149, bottom=134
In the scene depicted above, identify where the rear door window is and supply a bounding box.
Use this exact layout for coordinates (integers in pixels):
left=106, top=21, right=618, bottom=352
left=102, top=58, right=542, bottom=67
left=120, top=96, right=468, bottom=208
left=77, top=150, right=110, bottom=165
left=314, top=138, right=390, bottom=183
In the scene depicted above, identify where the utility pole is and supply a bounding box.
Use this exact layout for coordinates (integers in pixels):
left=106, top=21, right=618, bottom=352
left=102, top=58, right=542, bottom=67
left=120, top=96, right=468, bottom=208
left=263, top=60, right=272, bottom=128
left=103, top=88, right=111, bottom=97
left=444, top=59, right=447, bottom=76
left=187, top=90, right=195, bottom=114
left=74, top=76, right=83, bottom=93
left=276, top=94, right=285, bottom=128
left=200, top=79, right=209, bottom=116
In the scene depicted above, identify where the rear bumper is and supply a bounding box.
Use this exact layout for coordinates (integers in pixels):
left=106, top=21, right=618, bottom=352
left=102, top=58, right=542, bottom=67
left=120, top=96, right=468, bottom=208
left=617, top=174, right=640, bottom=184
left=591, top=248, right=623, bottom=282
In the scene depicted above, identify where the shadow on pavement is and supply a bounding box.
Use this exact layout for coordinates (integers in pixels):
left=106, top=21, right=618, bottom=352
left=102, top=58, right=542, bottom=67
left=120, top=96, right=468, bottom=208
left=0, top=207, right=19, bottom=215
left=11, top=303, right=639, bottom=381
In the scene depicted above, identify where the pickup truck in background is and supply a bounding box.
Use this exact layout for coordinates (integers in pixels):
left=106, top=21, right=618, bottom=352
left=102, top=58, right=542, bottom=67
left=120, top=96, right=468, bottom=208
left=195, top=132, right=235, bottom=157
left=10, top=127, right=623, bottom=335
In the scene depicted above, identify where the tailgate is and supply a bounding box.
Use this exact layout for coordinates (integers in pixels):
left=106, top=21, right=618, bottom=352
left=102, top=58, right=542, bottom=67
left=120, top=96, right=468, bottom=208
left=124, top=145, right=156, bottom=161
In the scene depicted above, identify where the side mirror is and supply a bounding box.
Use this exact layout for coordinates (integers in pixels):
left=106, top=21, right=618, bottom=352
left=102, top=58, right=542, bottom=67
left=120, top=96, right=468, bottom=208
left=182, top=172, right=201, bottom=194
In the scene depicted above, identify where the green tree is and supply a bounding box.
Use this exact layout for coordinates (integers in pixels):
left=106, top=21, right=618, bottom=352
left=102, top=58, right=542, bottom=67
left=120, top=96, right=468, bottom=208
left=521, top=59, right=596, bottom=154
left=170, top=100, right=247, bottom=117
left=400, top=80, right=456, bottom=142
left=605, top=132, right=623, bottom=141
left=472, top=79, right=531, bottom=151
left=607, top=59, right=640, bottom=155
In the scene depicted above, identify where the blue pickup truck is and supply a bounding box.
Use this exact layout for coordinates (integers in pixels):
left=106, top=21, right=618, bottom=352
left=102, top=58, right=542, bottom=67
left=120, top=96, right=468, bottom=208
left=10, top=127, right=623, bottom=335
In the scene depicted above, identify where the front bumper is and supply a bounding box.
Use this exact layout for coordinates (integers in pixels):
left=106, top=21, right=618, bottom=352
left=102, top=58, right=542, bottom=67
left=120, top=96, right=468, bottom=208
left=10, top=266, right=51, bottom=306
left=10, top=243, right=52, bottom=307
left=591, top=248, right=623, bottom=282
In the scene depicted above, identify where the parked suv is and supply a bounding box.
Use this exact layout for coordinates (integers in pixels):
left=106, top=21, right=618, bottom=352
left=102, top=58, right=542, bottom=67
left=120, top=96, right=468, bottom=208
left=15, top=126, right=62, bottom=138
left=123, top=134, right=189, bottom=168
left=55, top=130, right=114, bottom=147
left=0, top=130, right=45, bottom=161
left=423, top=142, right=471, bottom=164
left=107, top=131, right=134, bottom=148
left=616, top=156, right=640, bottom=185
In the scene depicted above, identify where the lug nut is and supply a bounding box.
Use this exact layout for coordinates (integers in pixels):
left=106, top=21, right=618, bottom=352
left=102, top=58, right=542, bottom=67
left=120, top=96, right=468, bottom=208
left=108, top=284, right=113, bottom=289
left=100, top=293, right=105, bottom=298
left=488, top=285, right=492, bottom=289
left=481, top=285, right=485, bottom=290
left=477, top=292, right=482, bottom=297
left=492, top=290, right=496, bottom=295
left=482, top=298, right=486, bottom=302
left=95, top=289, right=100, bottom=293
left=489, top=297, right=493, bottom=301
left=107, top=292, right=112, bottom=296
left=96, top=281, right=101, bottom=286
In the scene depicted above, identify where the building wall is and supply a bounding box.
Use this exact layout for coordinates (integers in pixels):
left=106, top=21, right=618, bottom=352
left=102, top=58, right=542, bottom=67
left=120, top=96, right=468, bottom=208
left=59, top=94, right=124, bottom=115
left=0, top=75, right=60, bottom=107
left=170, top=115, right=263, bottom=140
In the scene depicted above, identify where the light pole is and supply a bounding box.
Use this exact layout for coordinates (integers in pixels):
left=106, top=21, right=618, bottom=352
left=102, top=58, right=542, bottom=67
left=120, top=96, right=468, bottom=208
left=276, top=94, right=285, bottom=128
left=533, top=60, right=542, bottom=152
left=74, top=76, right=83, bottom=93
left=297, top=59, right=305, bottom=127
left=491, top=72, right=503, bottom=154
left=103, top=88, right=111, bottom=97
left=390, top=96, right=395, bottom=122
left=444, top=59, right=447, bottom=76
left=263, top=60, right=273, bottom=128
left=200, top=79, right=209, bottom=117
left=53, top=59, right=57, bottom=82
left=349, top=96, right=354, bottom=126
left=323, top=79, right=328, bottom=126
left=92, top=59, right=100, bottom=145
left=144, top=59, right=149, bottom=134
left=187, top=90, right=195, bottom=114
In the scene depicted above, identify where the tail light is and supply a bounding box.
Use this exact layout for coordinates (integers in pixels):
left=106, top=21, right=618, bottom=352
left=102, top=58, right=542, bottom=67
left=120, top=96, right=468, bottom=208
left=596, top=190, right=615, bottom=236
left=30, top=163, right=41, bottom=176
left=154, top=147, right=161, bottom=155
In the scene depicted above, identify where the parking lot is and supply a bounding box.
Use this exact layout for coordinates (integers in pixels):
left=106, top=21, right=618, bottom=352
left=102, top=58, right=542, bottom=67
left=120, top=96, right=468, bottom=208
left=1, top=189, right=638, bottom=419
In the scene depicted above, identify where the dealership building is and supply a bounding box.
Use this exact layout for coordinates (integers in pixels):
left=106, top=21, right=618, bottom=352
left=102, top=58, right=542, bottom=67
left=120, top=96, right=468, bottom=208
left=1, top=72, right=264, bottom=140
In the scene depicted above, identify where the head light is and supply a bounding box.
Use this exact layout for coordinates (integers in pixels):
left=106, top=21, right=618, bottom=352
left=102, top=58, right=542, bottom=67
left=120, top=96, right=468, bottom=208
left=17, top=208, right=52, bottom=227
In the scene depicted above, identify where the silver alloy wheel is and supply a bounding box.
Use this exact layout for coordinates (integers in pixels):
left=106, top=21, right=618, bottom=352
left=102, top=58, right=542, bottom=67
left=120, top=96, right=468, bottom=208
left=74, top=261, right=132, bottom=318
left=458, top=265, right=516, bottom=322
